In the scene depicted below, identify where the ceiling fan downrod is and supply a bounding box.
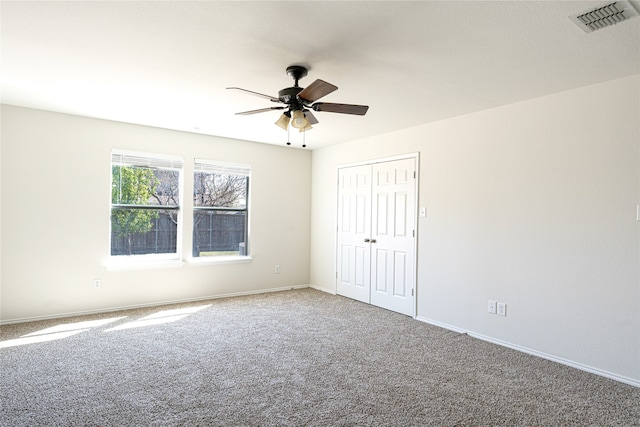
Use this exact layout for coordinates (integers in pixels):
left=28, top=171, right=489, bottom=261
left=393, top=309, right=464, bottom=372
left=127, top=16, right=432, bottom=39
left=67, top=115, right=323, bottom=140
left=286, top=65, right=308, bottom=87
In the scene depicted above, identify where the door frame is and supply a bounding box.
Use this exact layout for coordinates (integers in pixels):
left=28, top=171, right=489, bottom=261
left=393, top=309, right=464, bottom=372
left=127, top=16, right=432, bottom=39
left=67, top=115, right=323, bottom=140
left=335, top=152, right=420, bottom=317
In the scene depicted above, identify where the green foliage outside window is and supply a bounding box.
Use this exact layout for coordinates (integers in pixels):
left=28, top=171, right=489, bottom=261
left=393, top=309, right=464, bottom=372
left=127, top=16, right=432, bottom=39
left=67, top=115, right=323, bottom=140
left=111, top=166, right=160, bottom=255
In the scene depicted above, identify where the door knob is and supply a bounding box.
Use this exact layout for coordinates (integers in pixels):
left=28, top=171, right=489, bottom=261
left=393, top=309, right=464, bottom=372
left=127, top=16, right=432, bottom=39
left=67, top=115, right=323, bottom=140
left=364, top=238, right=371, bottom=243
left=370, top=239, right=377, bottom=243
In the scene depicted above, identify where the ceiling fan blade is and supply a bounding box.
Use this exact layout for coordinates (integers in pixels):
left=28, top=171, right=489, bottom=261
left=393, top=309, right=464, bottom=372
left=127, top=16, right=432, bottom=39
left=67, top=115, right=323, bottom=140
left=297, top=79, right=338, bottom=103
left=235, top=106, right=285, bottom=115
left=227, top=87, right=280, bottom=103
left=304, top=110, right=319, bottom=125
left=312, top=102, right=369, bottom=116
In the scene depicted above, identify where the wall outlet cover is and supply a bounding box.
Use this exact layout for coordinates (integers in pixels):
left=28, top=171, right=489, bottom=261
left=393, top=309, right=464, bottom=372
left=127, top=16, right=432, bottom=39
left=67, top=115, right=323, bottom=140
left=488, top=300, right=497, bottom=314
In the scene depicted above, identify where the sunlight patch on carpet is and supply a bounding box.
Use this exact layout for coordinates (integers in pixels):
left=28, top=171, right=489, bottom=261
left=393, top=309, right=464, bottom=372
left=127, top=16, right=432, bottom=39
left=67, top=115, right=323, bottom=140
left=0, top=329, right=89, bottom=348
left=23, top=317, right=127, bottom=337
left=104, top=305, right=211, bottom=332
left=0, top=316, right=127, bottom=348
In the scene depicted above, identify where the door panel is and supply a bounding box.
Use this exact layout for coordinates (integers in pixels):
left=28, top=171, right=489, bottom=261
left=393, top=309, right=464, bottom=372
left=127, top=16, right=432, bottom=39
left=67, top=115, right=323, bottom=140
left=374, top=248, right=389, bottom=293
left=336, top=165, right=371, bottom=303
left=376, top=193, right=389, bottom=236
left=394, top=251, right=408, bottom=297
left=395, top=193, right=408, bottom=236
left=354, top=246, right=367, bottom=287
left=370, top=158, right=416, bottom=316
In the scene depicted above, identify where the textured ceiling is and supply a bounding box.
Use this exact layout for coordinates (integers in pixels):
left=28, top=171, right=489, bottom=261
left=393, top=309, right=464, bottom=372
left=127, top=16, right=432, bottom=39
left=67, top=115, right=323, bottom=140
left=1, top=1, right=639, bottom=149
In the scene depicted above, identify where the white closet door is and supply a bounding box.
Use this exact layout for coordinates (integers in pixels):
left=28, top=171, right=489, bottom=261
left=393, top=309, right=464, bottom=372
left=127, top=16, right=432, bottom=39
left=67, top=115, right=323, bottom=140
left=336, top=164, right=372, bottom=304
left=336, top=156, right=417, bottom=316
left=369, top=158, right=416, bottom=316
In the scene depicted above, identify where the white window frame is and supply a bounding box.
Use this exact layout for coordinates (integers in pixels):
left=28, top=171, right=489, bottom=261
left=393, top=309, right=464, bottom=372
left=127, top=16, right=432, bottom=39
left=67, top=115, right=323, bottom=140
left=108, top=149, right=184, bottom=268
left=191, top=159, right=251, bottom=263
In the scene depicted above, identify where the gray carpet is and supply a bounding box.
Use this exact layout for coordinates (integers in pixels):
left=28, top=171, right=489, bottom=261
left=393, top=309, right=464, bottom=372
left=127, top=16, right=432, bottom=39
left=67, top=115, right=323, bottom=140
left=1, top=288, right=638, bottom=426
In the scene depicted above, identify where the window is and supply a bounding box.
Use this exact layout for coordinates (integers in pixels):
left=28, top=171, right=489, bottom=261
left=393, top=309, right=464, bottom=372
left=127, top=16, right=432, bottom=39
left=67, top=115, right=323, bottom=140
left=193, top=160, right=250, bottom=257
left=110, top=151, right=183, bottom=259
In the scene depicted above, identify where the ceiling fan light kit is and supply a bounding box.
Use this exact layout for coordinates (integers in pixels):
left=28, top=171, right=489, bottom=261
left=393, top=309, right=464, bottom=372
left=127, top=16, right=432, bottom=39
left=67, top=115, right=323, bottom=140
left=274, top=112, right=291, bottom=130
left=228, top=65, right=369, bottom=147
left=290, top=110, right=308, bottom=129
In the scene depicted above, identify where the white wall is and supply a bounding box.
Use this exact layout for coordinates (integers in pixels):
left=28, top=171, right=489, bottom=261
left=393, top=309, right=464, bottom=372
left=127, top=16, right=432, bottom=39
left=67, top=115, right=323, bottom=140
left=310, top=75, right=640, bottom=385
left=2, top=75, right=638, bottom=385
left=1, top=105, right=311, bottom=322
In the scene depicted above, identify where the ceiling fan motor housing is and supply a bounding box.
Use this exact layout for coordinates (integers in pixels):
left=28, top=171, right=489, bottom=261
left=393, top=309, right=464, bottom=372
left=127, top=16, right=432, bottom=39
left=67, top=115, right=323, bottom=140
left=278, top=86, right=304, bottom=105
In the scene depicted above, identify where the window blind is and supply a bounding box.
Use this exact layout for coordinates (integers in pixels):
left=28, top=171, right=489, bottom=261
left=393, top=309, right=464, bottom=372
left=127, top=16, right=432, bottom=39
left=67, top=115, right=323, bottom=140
left=194, top=159, right=251, bottom=177
left=112, top=151, right=183, bottom=170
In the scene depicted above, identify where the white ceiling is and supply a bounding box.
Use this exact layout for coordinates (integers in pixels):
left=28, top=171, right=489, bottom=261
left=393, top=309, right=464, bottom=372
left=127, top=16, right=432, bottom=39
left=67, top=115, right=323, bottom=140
left=2, top=1, right=639, bottom=150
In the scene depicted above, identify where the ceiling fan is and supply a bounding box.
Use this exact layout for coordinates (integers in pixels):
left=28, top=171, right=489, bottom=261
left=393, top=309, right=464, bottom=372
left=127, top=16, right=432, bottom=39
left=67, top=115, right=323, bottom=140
left=227, top=65, right=369, bottom=144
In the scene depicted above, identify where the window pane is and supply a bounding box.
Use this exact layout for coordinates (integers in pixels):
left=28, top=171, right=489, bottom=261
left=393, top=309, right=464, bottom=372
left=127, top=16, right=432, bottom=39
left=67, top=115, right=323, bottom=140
left=193, top=211, right=247, bottom=257
left=111, top=209, right=178, bottom=256
left=153, top=169, right=180, bottom=206
left=112, top=166, right=179, bottom=206
left=194, top=172, right=247, bottom=208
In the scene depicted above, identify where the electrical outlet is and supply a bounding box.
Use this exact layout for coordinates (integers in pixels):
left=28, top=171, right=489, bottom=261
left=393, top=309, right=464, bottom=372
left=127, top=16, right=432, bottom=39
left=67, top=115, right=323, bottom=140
left=93, top=279, right=101, bottom=289
left=274, top=265, right=280, bottom=274
left=488, top=300, right=497, bottom=314
left=497, top=302, right=507, bottom=316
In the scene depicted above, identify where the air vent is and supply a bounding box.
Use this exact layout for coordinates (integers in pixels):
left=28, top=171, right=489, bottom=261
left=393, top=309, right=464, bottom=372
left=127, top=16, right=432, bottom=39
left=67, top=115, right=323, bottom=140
left=569, top=0, right=639, bottom=33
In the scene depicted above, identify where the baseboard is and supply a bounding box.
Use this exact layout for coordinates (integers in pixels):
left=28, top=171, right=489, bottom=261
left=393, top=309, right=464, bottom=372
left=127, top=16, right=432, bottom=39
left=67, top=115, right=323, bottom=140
left=416, top=316, right=640, bottom=388
left=308, top=284, right=336, bottom=295
left=0, top=285, right=312, bottom=325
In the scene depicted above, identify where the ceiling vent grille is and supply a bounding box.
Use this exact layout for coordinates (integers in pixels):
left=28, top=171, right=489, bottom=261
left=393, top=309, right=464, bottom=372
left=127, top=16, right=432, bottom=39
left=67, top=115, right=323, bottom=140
left=569, top=1, right=639, bottom=33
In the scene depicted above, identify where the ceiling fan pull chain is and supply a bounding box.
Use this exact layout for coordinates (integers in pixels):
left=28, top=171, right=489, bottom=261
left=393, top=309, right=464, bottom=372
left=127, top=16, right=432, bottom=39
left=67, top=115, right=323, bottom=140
left=286, top=123, right=291, bottom=146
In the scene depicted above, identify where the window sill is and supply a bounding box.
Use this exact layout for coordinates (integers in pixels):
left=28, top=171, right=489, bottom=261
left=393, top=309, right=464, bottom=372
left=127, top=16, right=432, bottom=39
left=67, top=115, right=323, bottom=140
left=105, top=258, right=185, bottom=272
left=188, top=255, right=253, bottom=266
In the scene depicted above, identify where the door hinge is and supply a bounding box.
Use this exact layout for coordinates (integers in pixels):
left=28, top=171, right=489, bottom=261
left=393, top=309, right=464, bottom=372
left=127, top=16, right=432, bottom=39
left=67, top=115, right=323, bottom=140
left=336, top=271, right=338, bottom=279
left=411, top=289, right=414, bottom=296
left=413, top=171, right=416, bottom=179
left=412, top=229, right=415, bottom=238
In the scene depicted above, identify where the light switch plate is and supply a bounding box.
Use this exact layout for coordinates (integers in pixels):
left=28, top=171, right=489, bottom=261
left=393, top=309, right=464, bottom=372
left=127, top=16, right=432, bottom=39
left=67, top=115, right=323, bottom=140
left=497, top=302, right=507, bottom=316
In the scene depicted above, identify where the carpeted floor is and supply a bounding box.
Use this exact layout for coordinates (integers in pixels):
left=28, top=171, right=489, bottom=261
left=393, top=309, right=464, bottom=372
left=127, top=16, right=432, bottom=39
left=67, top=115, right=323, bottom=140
left=1, top=288, right=638, bottom=426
